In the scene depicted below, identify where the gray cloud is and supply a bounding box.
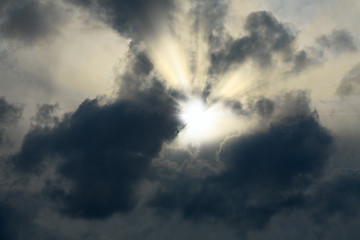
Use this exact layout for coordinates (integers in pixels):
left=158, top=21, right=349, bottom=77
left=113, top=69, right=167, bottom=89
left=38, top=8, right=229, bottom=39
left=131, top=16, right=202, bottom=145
left=0, top=0, right=11, bottom=12
left=0, top=1, right=359, bottom=239
left=0, top=97, right=22, bottom=146
left=68, top=0, right=174, bottom=39
left=0, top=192, right=44, bottom=240
left=32, top=103, right=60, bottom=127
left=317, top=29, right=357, bottom=54
left=336, top=63, right=360, bottom=95
left=309, top=169, right=360, bottom=224
left=291, top=29, right=357, bottom=73
left=204, top=11, right=295, bottom=97
left=0, top=1, right=64, bottom=43
left=191, top=0, right=228, bottom=50
left=254, top=98, right=275, bottom=118
left=211, top=11, right=294, bottom=72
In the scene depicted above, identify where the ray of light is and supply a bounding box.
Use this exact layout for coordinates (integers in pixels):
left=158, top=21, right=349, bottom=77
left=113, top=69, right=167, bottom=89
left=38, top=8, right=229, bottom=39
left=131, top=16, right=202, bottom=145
left=147, top=30, right=192, bottom=92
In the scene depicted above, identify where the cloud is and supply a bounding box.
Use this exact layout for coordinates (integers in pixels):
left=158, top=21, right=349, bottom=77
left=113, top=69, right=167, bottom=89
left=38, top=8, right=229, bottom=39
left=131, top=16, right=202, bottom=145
left=117, top=49, right=155, bottom=97
left=0, top=1, right=64, bottom=44
left=0, top=0, right=11, bottom=12
left=32, top=103, right=60, bottom=127
left=150, top=91, right=333, bottom=232
left=254, top=98, right=275, bottom=118
left=69, top=0, right=174, bottom=38
left=0, top=97, right=22, bottom=146
left=0, top=192, right=42, bottom=240
left=191, top=0, right=228, bottom=50
left=11, top=83, right=181, bottom=219
left=0, top=1, right=359, bottom=239
left=211, top=10, right=294, bottom=73
left=291, top=29, right=357, bottom=73
left=317, top=29, right=357, bottom=54
left=309, top=169, right=360, bottom=223
left=336, top=63, right=360, bottom=95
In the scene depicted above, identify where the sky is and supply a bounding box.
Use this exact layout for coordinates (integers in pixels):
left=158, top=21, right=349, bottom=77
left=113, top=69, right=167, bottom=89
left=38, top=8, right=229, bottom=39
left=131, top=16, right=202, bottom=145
left=1, top=0, right=360, bottom=239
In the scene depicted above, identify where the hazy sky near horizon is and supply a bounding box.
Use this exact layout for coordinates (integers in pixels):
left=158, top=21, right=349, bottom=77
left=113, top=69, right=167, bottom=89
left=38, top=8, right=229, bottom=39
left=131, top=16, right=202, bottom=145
left=1, top=0, right=360, bottom=239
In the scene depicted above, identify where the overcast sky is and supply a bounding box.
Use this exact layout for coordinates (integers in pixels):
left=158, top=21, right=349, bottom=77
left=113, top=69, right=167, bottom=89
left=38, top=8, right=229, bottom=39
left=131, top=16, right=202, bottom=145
left=1, top=0, right=360, bottom=239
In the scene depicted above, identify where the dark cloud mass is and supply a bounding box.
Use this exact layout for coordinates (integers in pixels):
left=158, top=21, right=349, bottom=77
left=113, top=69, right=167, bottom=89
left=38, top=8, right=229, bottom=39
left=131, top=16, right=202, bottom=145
left=309, top=170, right=360, bottom=223
left=0, top=193, right=42, bottom=240
left=12, top=86, right=181, bottom=219
left=150, top=92, right=333, bottom=232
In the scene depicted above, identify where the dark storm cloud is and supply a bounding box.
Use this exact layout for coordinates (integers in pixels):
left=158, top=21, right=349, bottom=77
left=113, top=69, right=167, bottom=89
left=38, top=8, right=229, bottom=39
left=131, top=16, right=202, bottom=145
left=0, top=199, right=31, bottom=240
left=0, top=97, right=22, bottom=146
left=0, top=191, right=69, bottom=240
left=0, top=192, right=41, bottom=240
left=0, top=1, right=63, bottom=43
left=307, top=169, right=360, bottom=224
left=336, top=63, right=360, bottom=95
left=150, top=91, right=333, bottom=232
left=11, top=84, right=181, bottom=219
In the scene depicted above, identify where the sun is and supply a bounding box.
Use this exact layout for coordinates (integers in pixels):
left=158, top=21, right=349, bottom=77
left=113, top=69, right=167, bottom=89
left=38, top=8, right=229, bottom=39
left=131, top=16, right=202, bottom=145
left=178, top=96, right=227, bottom=143
left=180, top=97, right=214, bottom=133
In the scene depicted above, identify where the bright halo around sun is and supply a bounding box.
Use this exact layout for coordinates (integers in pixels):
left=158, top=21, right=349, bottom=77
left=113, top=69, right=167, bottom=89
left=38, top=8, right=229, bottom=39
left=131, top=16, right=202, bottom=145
left=177, top=96, right=233, bottom=143
left=180, top=97, right=214, bottom=134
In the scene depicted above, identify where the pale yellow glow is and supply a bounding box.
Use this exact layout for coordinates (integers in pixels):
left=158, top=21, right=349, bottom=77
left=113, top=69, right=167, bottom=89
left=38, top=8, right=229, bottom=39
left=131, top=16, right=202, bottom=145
left=147, top=31, right=192, bottom=92
left=209, top=62, right=258, bottom=100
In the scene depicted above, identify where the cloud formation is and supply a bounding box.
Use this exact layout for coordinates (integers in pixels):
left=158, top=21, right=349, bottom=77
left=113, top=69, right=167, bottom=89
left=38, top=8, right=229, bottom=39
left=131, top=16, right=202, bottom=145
left=337, top=63, right=360, bottom=95
left=0, top=0, right=359, bottom=239
left=211, top=11, right=294, bottom=73
left=69, top=0, right=174, bottom=38
left=12, top=84, right=181, bottom=219
left=150, top=91, right=333, bottom=231
left=0, top=0, right=63, bottom=43
left=0, top=97, right=22, bottom=146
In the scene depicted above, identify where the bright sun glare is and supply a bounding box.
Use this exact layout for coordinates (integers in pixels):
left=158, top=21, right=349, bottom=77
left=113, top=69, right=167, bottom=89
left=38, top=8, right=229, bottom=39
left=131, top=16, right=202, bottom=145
left=178, top=97, right=225, bottom=142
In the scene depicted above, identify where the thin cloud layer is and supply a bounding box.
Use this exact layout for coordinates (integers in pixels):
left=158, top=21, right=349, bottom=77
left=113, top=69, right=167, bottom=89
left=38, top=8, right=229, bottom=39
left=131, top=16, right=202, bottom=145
left=337, top=63, right=360, bottom=95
